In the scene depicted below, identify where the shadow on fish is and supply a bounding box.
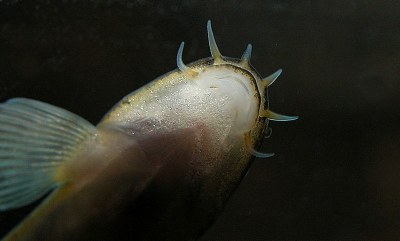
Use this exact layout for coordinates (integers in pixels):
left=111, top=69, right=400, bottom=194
left=0, top=21, right=297, bottom=241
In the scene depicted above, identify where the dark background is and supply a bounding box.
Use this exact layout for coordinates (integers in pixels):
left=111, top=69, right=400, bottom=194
left=1, top=0, right=400, bottom=240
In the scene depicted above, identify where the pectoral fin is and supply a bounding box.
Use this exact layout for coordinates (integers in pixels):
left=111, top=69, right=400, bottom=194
left=0, top=98, right=96, bottom=211
left=2, top=123, right=200, bottom=241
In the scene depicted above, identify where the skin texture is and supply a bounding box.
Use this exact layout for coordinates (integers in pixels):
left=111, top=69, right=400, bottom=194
left=3, top=116, right=265, bottom=241
left=17, top=127, right=200, bottom=241
left=1, top=22, right=290, bottom=241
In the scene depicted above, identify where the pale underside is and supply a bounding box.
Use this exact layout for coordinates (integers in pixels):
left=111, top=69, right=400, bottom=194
left=0, top=20, right=298, bottom=241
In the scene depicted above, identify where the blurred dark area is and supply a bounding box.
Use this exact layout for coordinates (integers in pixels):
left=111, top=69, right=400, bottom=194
left=0, top=0, right=400, bottom=240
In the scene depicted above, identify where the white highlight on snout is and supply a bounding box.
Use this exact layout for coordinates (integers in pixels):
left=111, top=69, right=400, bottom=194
left=194, top=67, right=258, bottom=135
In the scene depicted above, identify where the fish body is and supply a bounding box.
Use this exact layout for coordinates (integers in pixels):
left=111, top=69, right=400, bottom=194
left=0, top=21, right=297, bottom=241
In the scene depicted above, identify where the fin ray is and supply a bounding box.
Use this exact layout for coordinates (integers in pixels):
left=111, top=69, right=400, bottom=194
left=8, top=99, right=91, bottom=131
left=0, top=115, right=81, bottom=142
left=1, top=102, right=89, bottom=138
left=0, top=98, right=95, bottom=211
left=0, top=179, right=50, bottom=197
left=0, top=127, right=76, bottom=145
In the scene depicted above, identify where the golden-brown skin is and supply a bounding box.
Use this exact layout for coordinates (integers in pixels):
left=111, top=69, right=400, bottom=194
left=0, top=21, right=296, bottom=241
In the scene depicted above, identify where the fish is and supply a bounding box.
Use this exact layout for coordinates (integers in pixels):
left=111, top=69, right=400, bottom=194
left=0, top=21, right=298, bottom=241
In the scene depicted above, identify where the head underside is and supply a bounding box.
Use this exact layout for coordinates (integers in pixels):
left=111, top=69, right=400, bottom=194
left=174, top=20, right=298, bottom=157
left=101, top=20, right=297, bottom=159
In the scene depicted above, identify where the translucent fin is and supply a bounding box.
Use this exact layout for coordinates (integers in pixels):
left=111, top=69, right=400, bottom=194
left=240, top=44, right=252, bottom=66
left=176, top=42, right=198, bottom=77
left=244, top=132, right=274, bottom=158
left=0, top=98, right=95, bottom=211
left=262, top=109, right=299, bottom=121
left=207, top=20, right=223, bottom=62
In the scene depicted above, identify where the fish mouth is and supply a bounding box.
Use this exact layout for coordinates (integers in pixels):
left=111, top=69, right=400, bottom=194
left=216, top=75, right=251, bottom=95
left=192, top=65, right=260, bottom=136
